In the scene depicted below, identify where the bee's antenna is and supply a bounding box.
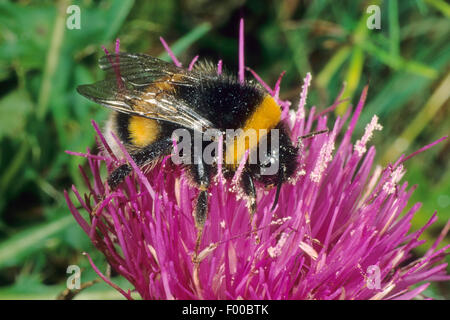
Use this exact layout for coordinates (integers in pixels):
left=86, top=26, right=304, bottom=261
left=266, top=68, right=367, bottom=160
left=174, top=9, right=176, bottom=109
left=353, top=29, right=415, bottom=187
left=297, top=129, right=329, bottom=148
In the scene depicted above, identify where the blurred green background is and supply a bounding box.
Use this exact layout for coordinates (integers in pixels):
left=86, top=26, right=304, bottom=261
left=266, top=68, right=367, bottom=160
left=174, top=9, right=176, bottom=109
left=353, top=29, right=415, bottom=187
left=0, top=0, right=448, bottom=299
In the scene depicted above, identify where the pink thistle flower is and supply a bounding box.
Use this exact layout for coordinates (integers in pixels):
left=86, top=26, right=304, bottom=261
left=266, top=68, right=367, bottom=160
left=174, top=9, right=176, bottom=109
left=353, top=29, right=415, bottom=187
left=65, top=21, right=449, bottom=300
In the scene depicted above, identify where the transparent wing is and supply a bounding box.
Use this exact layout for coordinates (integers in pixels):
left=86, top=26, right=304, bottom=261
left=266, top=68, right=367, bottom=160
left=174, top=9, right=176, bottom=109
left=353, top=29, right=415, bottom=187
left=76, top=53, right=214, bottom=132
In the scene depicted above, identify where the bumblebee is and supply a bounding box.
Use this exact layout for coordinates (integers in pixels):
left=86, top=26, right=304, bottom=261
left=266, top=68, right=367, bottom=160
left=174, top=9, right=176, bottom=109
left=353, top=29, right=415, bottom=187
left=77, top=52, right=311, bottom=247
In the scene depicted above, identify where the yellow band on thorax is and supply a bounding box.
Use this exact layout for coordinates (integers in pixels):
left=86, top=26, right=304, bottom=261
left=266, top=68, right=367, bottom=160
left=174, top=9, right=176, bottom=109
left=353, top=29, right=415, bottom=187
left=225, top=95, right=281, bottom=166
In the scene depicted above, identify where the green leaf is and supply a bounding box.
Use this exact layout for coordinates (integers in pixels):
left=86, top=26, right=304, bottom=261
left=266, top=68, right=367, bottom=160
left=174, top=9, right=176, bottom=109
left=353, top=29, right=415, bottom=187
left=0, top=215, right=73, bottom=268
left=157, top=22, right=212, bottom=61
left=0, top=89, right=33, bottom=139
left=0, top=2, right=55, bottom=69
left=360, top=40, right=438, bottom=78
left=424, top=0, right=450, bottom=17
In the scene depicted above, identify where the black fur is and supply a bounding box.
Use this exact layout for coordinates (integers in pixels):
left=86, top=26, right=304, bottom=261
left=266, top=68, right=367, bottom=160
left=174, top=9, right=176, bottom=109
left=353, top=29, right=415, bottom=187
left=107, top=164, right=132, bottom=190
left=115, top=112, right=132, bottom=144
left=174, top=75, right=264, bottom=131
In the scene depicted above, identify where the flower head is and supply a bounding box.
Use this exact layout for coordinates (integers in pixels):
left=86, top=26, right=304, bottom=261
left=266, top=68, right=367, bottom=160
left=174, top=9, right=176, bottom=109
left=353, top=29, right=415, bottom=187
left=65, top=20, right=449, bottom=300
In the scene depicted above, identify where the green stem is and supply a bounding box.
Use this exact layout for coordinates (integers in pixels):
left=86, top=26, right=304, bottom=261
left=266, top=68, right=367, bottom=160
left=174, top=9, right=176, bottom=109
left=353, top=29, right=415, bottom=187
left=382, top=71, right=450, bottom=163
left=2, top=0, right=68, bottom=204
left=0, top=139, right=28, bottom=192
left=316, top=46, right=351, bottom=88
left=388, top=0, right=400, bottom=57
left=36, top=0, right=68, bottom=120
left=424, top=0, right=450, bottom=17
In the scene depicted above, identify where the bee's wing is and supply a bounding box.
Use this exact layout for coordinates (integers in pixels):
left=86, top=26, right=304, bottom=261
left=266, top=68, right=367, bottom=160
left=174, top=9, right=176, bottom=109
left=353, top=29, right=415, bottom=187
left=76, top=53, right=214, bottom=132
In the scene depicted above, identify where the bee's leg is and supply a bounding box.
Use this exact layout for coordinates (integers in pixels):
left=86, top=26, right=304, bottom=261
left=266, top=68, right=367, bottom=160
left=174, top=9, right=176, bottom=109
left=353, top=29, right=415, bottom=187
left=191, top=156, right=211, bottom=261
left=194, top=189, right=208, bottom=261
left=240, top=170, right=256, bottom=222
left=108, top=164, right=132, bottom=190
left=107, top=138, right=173, bottom=190
left=240, top=171, right=259, bottom=242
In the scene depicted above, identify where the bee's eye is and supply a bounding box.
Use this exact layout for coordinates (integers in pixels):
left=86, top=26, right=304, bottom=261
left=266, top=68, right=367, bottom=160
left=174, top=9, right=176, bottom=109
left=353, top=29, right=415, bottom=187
left=260, top=152, right=279, bottom=167
left=257, top=149, right=281, bottom=177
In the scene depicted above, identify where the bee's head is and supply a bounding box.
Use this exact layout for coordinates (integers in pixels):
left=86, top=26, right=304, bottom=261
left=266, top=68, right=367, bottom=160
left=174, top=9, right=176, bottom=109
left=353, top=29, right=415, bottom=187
left=249, top=123, right=299, bottom=206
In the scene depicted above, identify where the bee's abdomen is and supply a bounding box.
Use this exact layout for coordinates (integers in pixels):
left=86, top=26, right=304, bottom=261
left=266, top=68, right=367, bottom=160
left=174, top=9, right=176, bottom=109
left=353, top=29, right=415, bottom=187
left=114, top=112, right=161, bottom=147
left=128, top=116, right=160, bottom=147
